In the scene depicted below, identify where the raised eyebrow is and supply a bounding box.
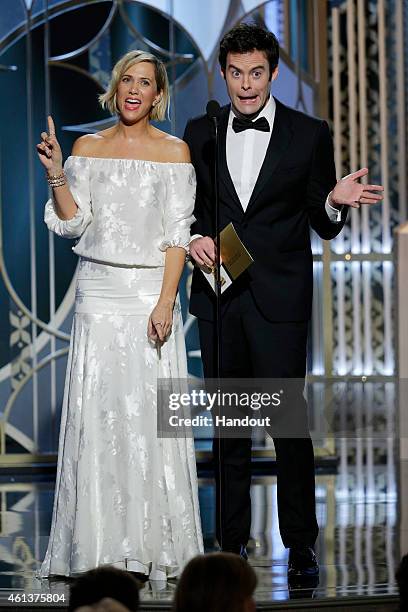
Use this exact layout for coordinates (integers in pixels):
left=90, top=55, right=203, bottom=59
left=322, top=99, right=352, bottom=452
left=228, top=64, right=266, bottom=72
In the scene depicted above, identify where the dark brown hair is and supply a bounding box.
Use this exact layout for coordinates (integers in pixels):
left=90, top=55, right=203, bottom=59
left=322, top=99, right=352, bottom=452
left=219, top=23, right=279, bottom=79
left=173, top=553, right=257, bottom=612
left=68, top=566, right=140, bottom=612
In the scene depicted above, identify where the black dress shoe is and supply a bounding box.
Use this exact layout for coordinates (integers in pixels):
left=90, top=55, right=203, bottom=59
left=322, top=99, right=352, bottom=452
left=287, top=547, right=319, bottom=578
left=221, top=545, right=248, bottom=561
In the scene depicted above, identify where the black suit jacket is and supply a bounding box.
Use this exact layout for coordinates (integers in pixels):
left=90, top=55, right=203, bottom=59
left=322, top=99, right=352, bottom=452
left=183, top=98, right=348, bottom=322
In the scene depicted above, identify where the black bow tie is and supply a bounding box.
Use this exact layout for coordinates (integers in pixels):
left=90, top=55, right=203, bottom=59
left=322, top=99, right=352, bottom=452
left=232, top=116, right=270, bottom=134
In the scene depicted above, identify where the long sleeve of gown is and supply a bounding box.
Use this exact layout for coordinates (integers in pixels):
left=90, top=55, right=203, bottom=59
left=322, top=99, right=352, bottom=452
left=44, top=156, right=93, bottom=239
left=159, top=164, right=196, bottom=252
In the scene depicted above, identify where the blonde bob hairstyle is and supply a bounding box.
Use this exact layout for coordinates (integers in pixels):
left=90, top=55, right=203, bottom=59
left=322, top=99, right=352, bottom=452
left=99, top=50, right=169, bottom=121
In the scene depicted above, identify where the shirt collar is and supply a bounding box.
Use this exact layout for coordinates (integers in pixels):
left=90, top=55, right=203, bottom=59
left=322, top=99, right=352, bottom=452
left=228, top=95, right=276, bottom=127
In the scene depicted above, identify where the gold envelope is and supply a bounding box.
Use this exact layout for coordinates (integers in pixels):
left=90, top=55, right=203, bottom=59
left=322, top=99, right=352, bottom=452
left=219, top=222, right=254, bottom=280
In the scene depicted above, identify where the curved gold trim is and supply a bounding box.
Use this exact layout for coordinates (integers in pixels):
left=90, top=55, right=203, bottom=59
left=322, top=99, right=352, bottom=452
left=48, top=60, right=107, bottom=92
left=0, top=0, right=114, bottom=55
left=119, top=1, right=194, bottom=63
left=49, top=1, right=118, bottom=62
left=0, top=161, right=71, bottom=342
left=1, top=347, right=69, bottom=454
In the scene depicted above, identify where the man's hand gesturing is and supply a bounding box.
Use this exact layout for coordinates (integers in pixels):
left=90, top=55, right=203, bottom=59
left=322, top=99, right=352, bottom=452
left=329, top=167, right=384, bottom=209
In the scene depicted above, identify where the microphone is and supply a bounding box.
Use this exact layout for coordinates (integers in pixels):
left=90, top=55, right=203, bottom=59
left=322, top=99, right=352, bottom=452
left=206, top=99, right=221, bottom=121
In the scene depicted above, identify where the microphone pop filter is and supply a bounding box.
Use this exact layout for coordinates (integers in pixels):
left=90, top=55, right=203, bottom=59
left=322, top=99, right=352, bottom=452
left=206, top=99, right=221, bottom=119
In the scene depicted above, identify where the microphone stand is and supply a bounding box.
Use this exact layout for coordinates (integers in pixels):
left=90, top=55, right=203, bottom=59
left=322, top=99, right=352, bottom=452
left=211, top=116, right=222, bottom=380
left=209, top=109, right=223, bottom=552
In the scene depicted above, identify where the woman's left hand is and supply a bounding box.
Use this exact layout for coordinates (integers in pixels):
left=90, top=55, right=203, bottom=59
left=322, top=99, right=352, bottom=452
left=148, top=299, right=174, bottom=343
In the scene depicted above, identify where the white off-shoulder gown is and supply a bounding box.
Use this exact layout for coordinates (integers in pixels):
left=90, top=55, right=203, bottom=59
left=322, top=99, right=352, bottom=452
left=39, top=156, right=203, bottom=580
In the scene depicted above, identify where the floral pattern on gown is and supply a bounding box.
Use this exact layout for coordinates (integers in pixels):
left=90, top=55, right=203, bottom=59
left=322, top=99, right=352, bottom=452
left=39, top=156, right=203, bottom=580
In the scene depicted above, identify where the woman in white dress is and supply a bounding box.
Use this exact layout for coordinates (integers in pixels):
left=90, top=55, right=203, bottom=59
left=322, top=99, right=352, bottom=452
left=36, top=50, right=203, bottom=580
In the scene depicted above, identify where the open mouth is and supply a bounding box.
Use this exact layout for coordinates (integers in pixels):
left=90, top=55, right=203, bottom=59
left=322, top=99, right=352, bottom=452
left=124, top=98, right=142, bottom=110
left=238, top=95, right=258, bottom=103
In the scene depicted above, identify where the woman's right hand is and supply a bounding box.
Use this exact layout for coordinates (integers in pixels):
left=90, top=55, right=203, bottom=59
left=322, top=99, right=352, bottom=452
left=189, top=236, right=220, bottom=267
left=36, top=115, right=63, bottom=175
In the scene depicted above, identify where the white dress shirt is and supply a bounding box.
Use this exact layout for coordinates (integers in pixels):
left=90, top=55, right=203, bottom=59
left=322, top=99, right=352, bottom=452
left=226, top=96, right=276, bottom=211
left=191, top=96, right=341, bottom=242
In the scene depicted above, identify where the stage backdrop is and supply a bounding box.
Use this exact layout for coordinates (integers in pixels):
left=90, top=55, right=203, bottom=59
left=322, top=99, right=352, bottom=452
left=0, top=0, right=407, bottom=466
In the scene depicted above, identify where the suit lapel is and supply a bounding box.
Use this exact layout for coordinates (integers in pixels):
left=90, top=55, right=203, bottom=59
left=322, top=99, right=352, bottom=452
left=245, top=99, right=294, bottom=215
left=217, top=105, right=242, bottom=210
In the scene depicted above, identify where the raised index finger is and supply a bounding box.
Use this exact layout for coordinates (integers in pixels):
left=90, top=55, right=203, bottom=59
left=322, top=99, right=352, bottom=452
left=47, top=115, right=56, bottom=136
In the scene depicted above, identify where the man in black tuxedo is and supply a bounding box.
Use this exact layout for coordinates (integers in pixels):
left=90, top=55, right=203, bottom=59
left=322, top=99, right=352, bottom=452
left=183, top=24, right=383, bottom=580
